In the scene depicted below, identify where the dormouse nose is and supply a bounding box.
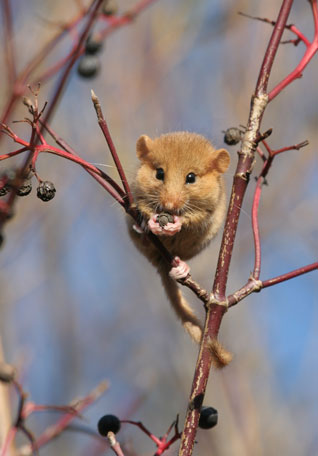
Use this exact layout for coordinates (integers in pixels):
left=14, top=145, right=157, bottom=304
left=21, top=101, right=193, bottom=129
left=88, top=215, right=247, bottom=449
left=164, top=201, right=177, bottom=211
left=161, top=196, right=182, bottom=212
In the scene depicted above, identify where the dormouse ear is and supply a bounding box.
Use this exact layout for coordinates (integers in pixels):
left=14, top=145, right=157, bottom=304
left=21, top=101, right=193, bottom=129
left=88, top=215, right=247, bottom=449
left=212, top=148, right=230, bottom=174
left=136, top=135, right=153, bottom=161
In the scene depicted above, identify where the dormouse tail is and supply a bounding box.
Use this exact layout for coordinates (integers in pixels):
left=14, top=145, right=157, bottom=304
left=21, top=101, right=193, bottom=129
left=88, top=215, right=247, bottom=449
left=159, top=269, right=203, bottom=344
left=159, top=267, right=233, bottom=368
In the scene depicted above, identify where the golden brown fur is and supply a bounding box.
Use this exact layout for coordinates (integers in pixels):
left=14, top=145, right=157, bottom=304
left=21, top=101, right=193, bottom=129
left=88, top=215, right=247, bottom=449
left=207, top=338, right=233, bottom=368
left=128, top=132, right=230, bottom=349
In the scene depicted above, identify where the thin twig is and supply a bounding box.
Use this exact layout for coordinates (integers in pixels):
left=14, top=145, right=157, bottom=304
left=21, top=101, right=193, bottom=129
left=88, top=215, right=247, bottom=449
left=1, top=0, right=17, bottom=82
left=91, top=91, right=133, bottom=208
left=268, top=1, right=318, bottom=101
left=262, top=262, right=318, bottom=288
left=0, top=0, right=104, bottom=230
left=251, top=178, right=262, bottom=280
left=37, top=115, right=127, bottom=200
left=238, top=11, right=310, bottom=47
left=107, top=432, right=125, bottom=456
left=18, top=381, right=109, bottom=454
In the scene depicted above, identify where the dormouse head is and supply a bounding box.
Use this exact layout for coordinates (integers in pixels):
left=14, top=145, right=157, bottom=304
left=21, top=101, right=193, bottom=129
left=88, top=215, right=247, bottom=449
left=135, top=132, right=230, bottom=216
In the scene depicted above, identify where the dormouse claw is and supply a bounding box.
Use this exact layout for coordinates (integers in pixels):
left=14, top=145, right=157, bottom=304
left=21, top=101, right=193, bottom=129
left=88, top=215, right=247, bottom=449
left=169, top=256, right=190, bottom=280
left=132, top=223, right=143, bottom=234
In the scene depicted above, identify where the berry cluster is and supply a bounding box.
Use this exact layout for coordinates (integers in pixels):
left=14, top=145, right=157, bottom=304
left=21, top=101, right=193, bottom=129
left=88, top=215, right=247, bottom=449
left=0, top=170, right=56, bottom=202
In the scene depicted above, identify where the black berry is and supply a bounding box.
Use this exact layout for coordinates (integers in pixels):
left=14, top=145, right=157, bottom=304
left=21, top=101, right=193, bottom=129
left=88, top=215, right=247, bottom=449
left=198, top=406, right=218, bottom=429
left=102, top=0, right=118, bottom=16
left=77, top=55, right=100, bottom=79
left=85, top=36, right=103, bottom=55
left=16, top=180, right=32, bottom=196
left=97, top=414, right=121, bottom=436
left=223, top=127, right=242, bottom=146
left=37, top=181, right=56, bottom=202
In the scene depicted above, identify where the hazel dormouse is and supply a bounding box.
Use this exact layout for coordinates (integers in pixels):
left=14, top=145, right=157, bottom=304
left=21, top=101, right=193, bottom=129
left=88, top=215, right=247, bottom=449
left=128, top=132, right=231, bottom=364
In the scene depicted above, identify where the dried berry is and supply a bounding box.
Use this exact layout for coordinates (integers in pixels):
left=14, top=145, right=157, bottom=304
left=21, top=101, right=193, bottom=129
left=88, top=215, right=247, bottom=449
left=37, top=181, right=56, bottom=202
left=223, top=127, right=242, bottom=146
left=0, top=185, right=9, bottom=197
left=16, top=180, right=32, bottom=196
left=98, top=414, right=121, bottom=436
left=85, top=36, right=103, bottom=55
left=198, top=406, right=218, bottom=429
left=77, top=55, right=101, bottom=79
left=102, top=0, right=118, bottom=16
left=157, top=212, right=174, bottom=228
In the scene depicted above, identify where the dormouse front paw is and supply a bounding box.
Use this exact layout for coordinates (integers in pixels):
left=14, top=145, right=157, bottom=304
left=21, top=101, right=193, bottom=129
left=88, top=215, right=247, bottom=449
left=148, top=214, right=182, bottom=237
left=162, top=215, right=182, bottom=236
left=148, top=214, right=163, bottom=235
left=169, top=256, right=190, bottom=280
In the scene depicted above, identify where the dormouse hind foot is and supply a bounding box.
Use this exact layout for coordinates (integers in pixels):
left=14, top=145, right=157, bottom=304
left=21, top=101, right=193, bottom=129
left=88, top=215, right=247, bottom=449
left=169, top=256, right=190, bottom=280
left=148, top=214, right=182, bottom=236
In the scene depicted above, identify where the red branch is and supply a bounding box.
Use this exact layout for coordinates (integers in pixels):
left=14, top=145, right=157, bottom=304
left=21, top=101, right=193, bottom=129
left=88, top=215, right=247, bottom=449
left=0, top=0, right=161, bottom=231
left=178, top=2, right=295, bottom=455
left=1, top=0, right=16, bottom=83
left=40, top=0, right=103, bottom=128
left=252, top=178, right=262, bottom=280
left=15, top=381, right=109, bottom=455
left=121, top=416, right=181, bottom=455
left=0, top=124, right=126, bottom=208
left=91, top=91, right=133, bottom=208
left=262, top=262, right=318, bottom=288
left=0, top=1, right=104, bottom=229
left=250, top=135, right=309, bottom=281
left=269, top=0, right=318, bottom=100
left=38, top=116, right=127, bottom=200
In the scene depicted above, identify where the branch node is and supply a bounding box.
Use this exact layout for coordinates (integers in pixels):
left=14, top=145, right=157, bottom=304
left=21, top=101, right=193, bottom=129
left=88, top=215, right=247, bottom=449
left=235, top=171, right=249, bottom=181
left=248, top=275, right=263, bottom=292
left=206, top=295, right=228, bottom=309
left=241, top=95, right=268, bottom=154
left=257, top=128, right=273, bottom=143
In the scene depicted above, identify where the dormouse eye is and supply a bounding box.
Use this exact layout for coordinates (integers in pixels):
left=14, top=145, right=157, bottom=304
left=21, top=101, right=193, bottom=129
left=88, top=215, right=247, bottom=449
left=156, top=168, right=164, bottom=181
left=186, top=172, right=196, bottom=184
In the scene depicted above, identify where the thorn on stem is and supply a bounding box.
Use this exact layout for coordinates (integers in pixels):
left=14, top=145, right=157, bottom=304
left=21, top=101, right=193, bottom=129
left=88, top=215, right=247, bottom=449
left=257, top=128, right=273, bottom=144
left=238, top=11, right=276, bottom=26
